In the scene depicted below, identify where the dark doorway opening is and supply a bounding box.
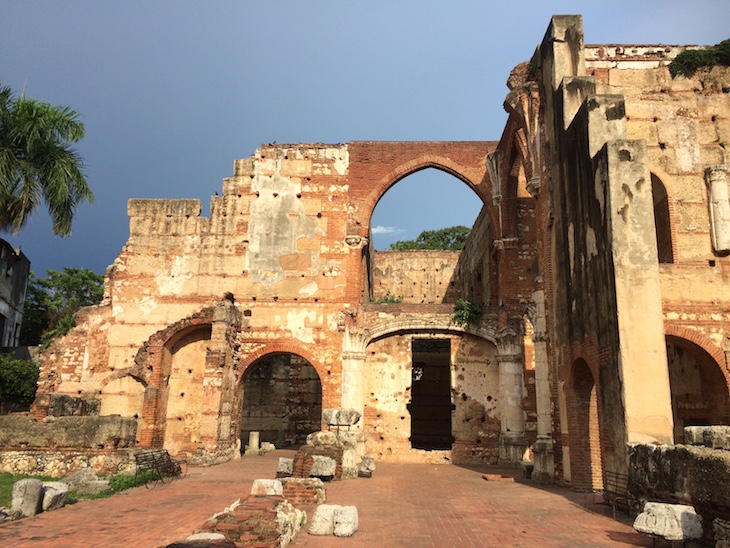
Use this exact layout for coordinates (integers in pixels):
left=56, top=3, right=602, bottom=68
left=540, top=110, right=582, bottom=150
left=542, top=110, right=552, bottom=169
left=240, top=353, right=322, bottom=450
left=408, top=338, right=454, bottom=450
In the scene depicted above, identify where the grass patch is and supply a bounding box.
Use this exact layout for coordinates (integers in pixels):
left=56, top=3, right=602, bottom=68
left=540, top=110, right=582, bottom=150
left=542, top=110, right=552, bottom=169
left=0, top=470, right=159, bottom=507
left=0, top=472, right=55, bottom=508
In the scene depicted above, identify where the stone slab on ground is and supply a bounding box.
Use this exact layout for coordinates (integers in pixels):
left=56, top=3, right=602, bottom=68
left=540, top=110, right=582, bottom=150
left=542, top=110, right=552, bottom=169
left=41, top=481, right=69, bottom=511
left=333, top=505, right=359, bottom=537
left=308, top=504, right=337, bottom=536
left=633, top=502, right=703, bottom=542
left=11, top=478, right=43, bottom=518
left=250, top=479, right=283, bottom=496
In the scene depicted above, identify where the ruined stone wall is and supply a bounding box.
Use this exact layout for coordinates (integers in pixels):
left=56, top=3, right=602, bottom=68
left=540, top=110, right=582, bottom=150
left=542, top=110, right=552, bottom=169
left=362, top=332, right=500, bottom=464
left=371, top=250, right=461, bottom=304
left=586, top=44, right=730, bottom=444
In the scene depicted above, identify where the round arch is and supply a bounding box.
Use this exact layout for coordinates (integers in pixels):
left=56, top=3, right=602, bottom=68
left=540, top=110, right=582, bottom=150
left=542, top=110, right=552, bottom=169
left=237, top=349, right=324, bottom=448
left=237, top=342, right=328, bottom=385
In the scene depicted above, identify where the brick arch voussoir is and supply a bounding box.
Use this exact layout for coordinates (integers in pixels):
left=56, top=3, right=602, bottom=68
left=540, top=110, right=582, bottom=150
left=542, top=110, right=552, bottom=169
left=664, top=325, right=729, bottom=379
left=237, top=342, right=326, bottom=385
left=131, top=307, right=216, bottom=386
left=365, top=155, right=487, bottom=224
left=363, top=316, right=499, bottom=351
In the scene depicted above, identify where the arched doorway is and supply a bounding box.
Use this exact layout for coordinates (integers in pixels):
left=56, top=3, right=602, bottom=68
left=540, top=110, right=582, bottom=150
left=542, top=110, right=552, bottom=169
left=163, top=325, right=212, bottom=456
left=240, top=353, right=322, bottom=449
left=568, top=359, right=603, bottom=491
left=666, top=336, right=730, bottom=442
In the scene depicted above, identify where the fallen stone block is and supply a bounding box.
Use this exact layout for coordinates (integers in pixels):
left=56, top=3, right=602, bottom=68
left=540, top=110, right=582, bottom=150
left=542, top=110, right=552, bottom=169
left=307, top=431, right=338, bottom=447
left=11, top=478, right=43, bottom=518
left=333, top=506, right=359, bottom=537
left=42, top=481, right=69, bottom=511
left=310, top=455, right=336, bottom=480
left=359, top=455, right=375, bottom=478
left=250, top=479, right=283, bottom=496
left=308, top=504, right=337, bottom=536
left=281, top=477, right=326, bottom=504
left=633, top=502, right=703, bottom=542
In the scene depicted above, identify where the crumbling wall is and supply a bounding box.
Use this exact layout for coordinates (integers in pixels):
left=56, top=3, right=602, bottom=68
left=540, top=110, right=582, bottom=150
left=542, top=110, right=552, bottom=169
left=371, top=250, right=461, bottom=304
left=362, top=332, right=500, bottom=464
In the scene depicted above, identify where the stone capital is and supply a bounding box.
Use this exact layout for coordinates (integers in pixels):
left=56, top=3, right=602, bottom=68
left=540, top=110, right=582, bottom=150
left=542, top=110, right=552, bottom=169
left=495, top=353, right=523, bottom=364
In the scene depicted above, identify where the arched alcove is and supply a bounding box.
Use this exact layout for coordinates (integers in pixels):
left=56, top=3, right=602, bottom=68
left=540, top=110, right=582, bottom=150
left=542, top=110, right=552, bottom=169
left=568, top=359, right=603, bottom=491
left=666, top=335, right=730, bottom=442
left=652, top=173, right=674, bottom=264
left=239, top=353, right=322, bottom=449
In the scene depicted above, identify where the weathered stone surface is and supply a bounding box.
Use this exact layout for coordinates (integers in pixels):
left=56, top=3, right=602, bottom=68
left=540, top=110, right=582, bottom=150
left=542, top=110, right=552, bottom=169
left=61, top=467, right=111, bottom=495
left=277, top=457, right=293, bottom=477
left=0, top=415, right=137, bottom=450
left=360, top=455, right=376, bottom=473
left=703, top=426, right=730, bottom=450
left=185, top=533, right=226, bottom=541
left=333, top=506, right=359, bottom=537
left=281, top=477, right=326, bottom=504
left=322, top=409, right=361, bottom=427
left=341, top=449, right=358, bottom=480
left=309, top=455, right=336, bottom=479
left=250, top=479, right=283, bottom=496
left=633, top=502, right=703, bottom=541
left=714, top=517, right=730, bottom=547
left=306, top=431, right=338, bottom=447
left=683, top=426, right=705, bottom=446
left=336, top=432, right=359, bottom=449
left=308, top=505, right=337, bottom=536
left=275, top=499, right=306, bottom=547
left=11, top=479, right=43, bottom=518
left=41, top=481, right=68, bottom=511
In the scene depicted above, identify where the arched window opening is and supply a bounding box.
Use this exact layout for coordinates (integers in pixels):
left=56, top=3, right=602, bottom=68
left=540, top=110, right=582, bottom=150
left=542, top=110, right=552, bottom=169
left=368, top=168, right=484, bottom=305
left=240, top=353, right=322, bottom=450
left=568, top=359, right=603, bottom=491
left=666, top=336, right=730, bottom=443
left=652, top=174, right=674, bottom=263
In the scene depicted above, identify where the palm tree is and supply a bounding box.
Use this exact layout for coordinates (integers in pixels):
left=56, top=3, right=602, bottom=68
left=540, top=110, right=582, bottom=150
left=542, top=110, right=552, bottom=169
left=0, top=84, right=93, bottom=237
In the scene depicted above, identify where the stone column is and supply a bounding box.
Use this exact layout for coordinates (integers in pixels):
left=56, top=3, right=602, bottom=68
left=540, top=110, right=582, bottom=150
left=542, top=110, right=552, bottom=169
left=531, top=291, right=554, bottom=482
left=496, top=328, right=528, bottom=464
left=706, top=165, right=730, bottom=254
left=341, top=351, right=366, bottom=431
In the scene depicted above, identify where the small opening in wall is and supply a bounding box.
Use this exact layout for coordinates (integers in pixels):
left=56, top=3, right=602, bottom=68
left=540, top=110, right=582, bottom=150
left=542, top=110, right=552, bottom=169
left=659, top=143, right=666, bottom=150
left=273, top=193, right=279, bottom=198
left=712, top=115, right=717, bottom=122
left=178, top=417, right=183, bottom=421
left=273, top=296, right=278, bottom=302
left=252, top=297, right=257, bottom=302
left=297, top=194, right=301, bottom=199
left=188, top=369, right=192, bottom=374
left=180, top=392, right=185, bottom=397
left=317, top=212, right=322, bottom=218
left=243, top=310, right=252, bottom=317
left=314, top=298, right=318, bottom=302
left=709, top=260, right=716, bottom=267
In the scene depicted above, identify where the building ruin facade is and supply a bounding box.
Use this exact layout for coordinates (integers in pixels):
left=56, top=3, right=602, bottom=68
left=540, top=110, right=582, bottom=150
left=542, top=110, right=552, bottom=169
left=32, top=16, right=730, bottom=490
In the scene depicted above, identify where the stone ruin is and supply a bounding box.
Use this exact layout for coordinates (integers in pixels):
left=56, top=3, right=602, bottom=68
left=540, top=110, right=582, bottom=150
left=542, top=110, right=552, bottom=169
left=3, top=13, right=730, bottom=543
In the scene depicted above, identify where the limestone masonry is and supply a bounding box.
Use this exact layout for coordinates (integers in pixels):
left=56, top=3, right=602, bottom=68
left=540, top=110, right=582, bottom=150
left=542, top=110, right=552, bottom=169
left=27, top=16, right=730, bottom=494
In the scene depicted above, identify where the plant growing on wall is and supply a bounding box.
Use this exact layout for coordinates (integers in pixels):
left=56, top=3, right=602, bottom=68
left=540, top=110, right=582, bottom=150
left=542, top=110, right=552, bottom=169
left=669, top=39, right=730, bottom=77
left=450, top=298, right=482, bottom=328
left=370, top=290, right=404, bottom=304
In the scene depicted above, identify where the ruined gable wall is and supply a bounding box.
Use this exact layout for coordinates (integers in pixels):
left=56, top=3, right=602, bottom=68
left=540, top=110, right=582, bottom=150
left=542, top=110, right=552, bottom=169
left=371, top=250, right=461, bottom=304
left=363, top=332, right=500, bottom=464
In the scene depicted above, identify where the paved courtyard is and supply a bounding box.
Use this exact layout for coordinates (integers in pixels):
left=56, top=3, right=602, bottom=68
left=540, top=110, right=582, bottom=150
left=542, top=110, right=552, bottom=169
left=0, top=450, right=654, bottom=547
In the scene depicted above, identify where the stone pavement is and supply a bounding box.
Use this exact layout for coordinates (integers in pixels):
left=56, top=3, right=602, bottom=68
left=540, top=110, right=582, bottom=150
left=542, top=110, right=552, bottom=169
left=0, top=449, right=654, bottom=547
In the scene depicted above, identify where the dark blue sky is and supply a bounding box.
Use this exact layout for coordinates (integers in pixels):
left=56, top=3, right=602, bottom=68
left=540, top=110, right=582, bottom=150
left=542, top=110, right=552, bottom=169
left=2, top=1, right=729, bottom=275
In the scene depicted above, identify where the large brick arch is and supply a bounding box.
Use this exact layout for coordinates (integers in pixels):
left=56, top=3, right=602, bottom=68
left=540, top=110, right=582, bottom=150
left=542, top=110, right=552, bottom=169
left=346, top=141, right=495, bottom=235
left=237, top=342, right=326, bottom=386
left=664, top=324, right=728, bottom=375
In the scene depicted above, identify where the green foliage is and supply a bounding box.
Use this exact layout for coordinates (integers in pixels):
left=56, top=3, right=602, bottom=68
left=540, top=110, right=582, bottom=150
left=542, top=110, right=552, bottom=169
left=669, top=39, right=730, bottom=78
left=108, top=470, right=158, bottom=492
left=450, top=298, right=482, bottom=328
left=389, top=225, right=471, bottom=251
left=0, top=84, right=93, bottom=236
left=0, top=354, right=39, bottom=412
left=20, top=267, right=104, bottom=347
left=370, top=290, right=404, bottom=304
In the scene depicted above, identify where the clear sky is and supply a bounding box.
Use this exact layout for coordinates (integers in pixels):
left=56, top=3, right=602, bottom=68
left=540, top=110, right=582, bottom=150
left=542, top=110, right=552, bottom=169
left=2, top=1, right=729, bottom=275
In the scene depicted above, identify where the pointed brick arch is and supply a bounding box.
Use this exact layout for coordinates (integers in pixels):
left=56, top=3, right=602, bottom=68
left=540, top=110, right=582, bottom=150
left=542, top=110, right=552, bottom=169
left=346, top=141, right=495, bottom=237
